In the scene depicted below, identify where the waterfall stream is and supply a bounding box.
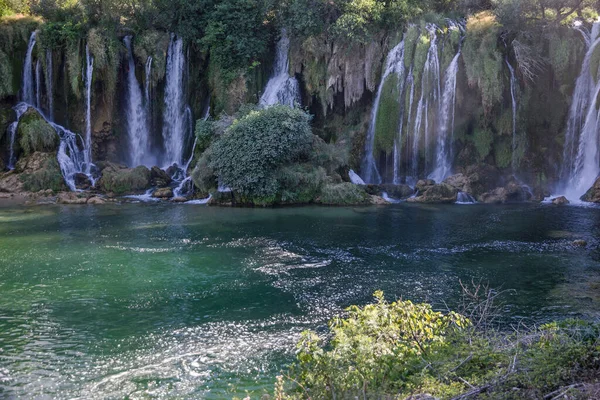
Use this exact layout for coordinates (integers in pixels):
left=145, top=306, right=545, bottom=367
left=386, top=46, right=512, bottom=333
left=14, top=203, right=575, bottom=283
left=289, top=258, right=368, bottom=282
left=21, top=32, right=36, bottom=105
left=45, top=49, right=54, bottom=121
left=506, top=59, right=519, bottom=172
left=361, top=40, right=405, bottom=184
left=260, top=29, right=300, bottom=107
left=145, top=56, right=152, bottom=128
left=162, top=35, right=186, bottom=167
left=84, top=45, right=94, bottom=175
left=124, top=36, right=152, bottom=167
left=559, top=21, right=600, bottom=200
left=35, top=60, right=42, bottom=110
left=6, top=103, right=29, bottom=170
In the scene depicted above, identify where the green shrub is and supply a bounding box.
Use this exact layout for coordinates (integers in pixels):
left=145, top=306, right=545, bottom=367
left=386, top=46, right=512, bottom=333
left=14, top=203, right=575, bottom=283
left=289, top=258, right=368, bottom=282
left=209, top=105, right=313, bottom=204
left=473, top=125, right=494, bottom=161
left=316, top=182, right=370, bottom=205
left=133, top=30, right=169, bottom=86
left=20, top=156, right=65, bottom=192
left=277, top=163, right=326, bottom=204
left=191, top=148, right=217, bottom=195
left=194, top=118, right=216, bottom=154
left=0, top=48, right=12, bottom=98
left=17, top=110, right=58, bottom=156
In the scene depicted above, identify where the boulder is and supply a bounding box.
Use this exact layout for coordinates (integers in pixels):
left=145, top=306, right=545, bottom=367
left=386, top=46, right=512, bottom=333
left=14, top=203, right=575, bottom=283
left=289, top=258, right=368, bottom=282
left=171, top=196, right=188, bottom=203
left=74, top=173, right=92, bottom=190
left=86, top=196, right=106, bottom=205
left=57, top=192, right=88, bottom=204
left=150, top=166, right=172, bottom=187
left=408, top=183, right=458, bottom=203
left=97, top=163, right=151, bottom=195
left=415, top=179, right=435, bottom=194
left=16, top=108, right=59, bottom=157
left=573, top=239, right=588, bottom=247
left=443, top=173, right=469, bottom=192
left=582, top=177, right=600, bottom=203
left=371, top=195, right=389, bottom=205
left=0, top=152, right=65, bottom=193
left=479, top=187, right=507, bottom=204
left=552, top=196, right=570, bottom=205
left=166, top=164, right=180, bottom=177
left=380, top=184, right=414, bottom=199
left=152, top=187, right=173, bottom=199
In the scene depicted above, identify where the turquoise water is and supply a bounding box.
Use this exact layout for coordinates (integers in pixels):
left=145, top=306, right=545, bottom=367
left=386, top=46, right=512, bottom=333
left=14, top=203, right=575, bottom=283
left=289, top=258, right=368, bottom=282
left=1, top=203, right=600, bottom=398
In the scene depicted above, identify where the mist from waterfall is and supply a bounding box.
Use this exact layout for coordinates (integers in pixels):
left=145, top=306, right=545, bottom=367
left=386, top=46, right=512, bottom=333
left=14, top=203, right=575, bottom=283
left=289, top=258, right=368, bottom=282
left=124, top=36, right=152, bottom=167
left=162, top=35, right=187, bottom=167
left=259, top=29, right=300, bottom=108
left=559, top=21, right=600, bottom=201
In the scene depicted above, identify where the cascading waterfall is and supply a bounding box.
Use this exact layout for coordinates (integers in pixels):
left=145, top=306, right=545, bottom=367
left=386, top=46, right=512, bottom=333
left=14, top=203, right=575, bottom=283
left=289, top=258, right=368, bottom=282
left=124, top=36, right=152, bottom=167
left=173, top=106, right=211, bottom=198
left=6, top=103, right=29, bottom=170
left=21, top=32, right=36, bottom=105
left=411, top=24, right=441, bottom=180
left=84, top=45, right=94, bottom=174
left=45, top=49, right=54, bottom=121
left=35, top=60, right=42, bottom=109
left=361, top=40, right=405, bottom=184
left=260, top=29, right=300, bottom=108
left=162, top=35, right=186, bottom=167
left=506, top=59, right=518, bottom=172
left=559, top=21, right=600, bottom=200
left=429, top=43, right=461, bottom=183
left=145, top=56, right=152, bottom=125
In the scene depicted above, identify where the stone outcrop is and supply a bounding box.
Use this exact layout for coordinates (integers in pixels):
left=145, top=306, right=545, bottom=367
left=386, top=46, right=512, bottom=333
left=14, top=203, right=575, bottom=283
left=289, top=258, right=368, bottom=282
left=97, top=163, right=151, bottom=195
left=150, top=166, right=172, bottom=187
left=0, top=152, right=65, bottom=193
left=152, top=187, right=173, bottom=199
left=365, top=183, right=414, bottom=199
left=552, top=196, right=569, bottom=205
left=408, top=182, right=458, bottom=203
left=582, top=177, right=600, bottom=203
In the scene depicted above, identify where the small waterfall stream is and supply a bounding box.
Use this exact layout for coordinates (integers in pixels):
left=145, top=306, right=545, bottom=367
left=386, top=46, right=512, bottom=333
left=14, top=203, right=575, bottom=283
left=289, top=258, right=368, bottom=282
left=84, top=45, right=94, bottom=174
left=145, top=56, right=152, bottom=127
left=361, top=40, right=405, bottom=184
left=35, top=60, right=42, bottom=110
left=21, top=32, right=36, bottom=105
left=124, top=36, right=152, bottom=167
left=260, top=29, right=300, bottom=107
left=506, top=59, right=519, bottom=172
left=6, top=103, right=29, bottom=169
left=559, top=21, right=600, bottom=200
left=162, top=35, right=186, bottom=167
left=45, top=49, right=54, bottom=121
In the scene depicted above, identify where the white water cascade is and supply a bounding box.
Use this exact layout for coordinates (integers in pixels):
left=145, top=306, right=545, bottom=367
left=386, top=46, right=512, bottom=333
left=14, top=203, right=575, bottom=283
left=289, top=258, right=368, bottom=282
left=506, top=59, right=519, bottom=172
left=429, top=44, right=462, bottom=182
left=456, top=191, right=477, bottom=204
left=84, top=45, right=94, bottom=174
left=21, top=32, right=36, bottom=105
left=259, top=29, right=300, bottom=108
left=559, top=21, right=600, bottom=201
left=6, top=103, right=29, bottom=169
left=361, top=40, right=405, bottom=184
left=162, top=35, right=187, bottom=166
left=145, top=56, right=152, bottom=124
left=124, top=36, right=152, bottom=167
left=35, top=60, right=42, bottom=109
left=45, top=49, right=54, bottom=121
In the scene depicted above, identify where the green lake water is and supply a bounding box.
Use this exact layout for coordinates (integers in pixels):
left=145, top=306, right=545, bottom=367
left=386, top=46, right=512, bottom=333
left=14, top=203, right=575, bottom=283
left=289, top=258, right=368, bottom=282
left=1, top=202, right=600, bottom=398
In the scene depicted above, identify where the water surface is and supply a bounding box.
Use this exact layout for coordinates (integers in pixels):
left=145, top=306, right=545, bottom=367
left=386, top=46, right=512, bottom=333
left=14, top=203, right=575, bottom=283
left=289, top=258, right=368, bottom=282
left=1, top=203, right=599, bottom=398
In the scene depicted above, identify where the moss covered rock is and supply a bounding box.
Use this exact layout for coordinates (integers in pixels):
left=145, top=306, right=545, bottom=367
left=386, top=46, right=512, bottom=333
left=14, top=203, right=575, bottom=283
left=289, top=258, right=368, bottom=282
left=316, top=182, right=371, bottom=205
left=17, top=108, right=58, bottom=156
left=408, top=182, right=458, bottom=203
left=582, top=177, right=600, bottom=203
left=97, top=163, right=151, bottom=195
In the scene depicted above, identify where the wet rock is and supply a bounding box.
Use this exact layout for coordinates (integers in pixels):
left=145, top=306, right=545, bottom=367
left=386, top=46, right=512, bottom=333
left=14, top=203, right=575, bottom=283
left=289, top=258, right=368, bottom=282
left=443, top=173, right=469, bottom=192
left=380, top=184, right=414, bottom=199
left=171, top=196, right=188, bottom=203
left=152, top=187, right=173, bottom=199
left=479, top=187, right=507, bottom=204
left=415, top=179, right=435, bottom=194
left=57, top=192, right=88, bottom=204
left=166, top=164, right=180, bottom=177
left=97, top=163, right=151, bottom=195
left=86, top=196, right=106, bottom=205
left=582, top=177, right=600, bottom=203
left=371, top=195, right=389, bottom=205
left=552, top=196, right=570, bottom=205
left=74, top=173, right=92, bottom=190
left=150, top=166, right=172, bottom=187
left=573, top=240, right=588, bottom=247
left=408, top=183, right=458, bottom=203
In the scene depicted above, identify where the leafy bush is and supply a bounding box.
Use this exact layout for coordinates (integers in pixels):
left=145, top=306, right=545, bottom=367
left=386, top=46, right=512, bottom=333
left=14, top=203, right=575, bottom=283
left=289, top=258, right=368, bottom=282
left=17, top=110, right=58, bottom=155
left=194, top=118, right=216, bottom=155
left=190, top=148, right=217, bottom=195
left=276, top=163, right=327, bottom=204
left=209, top=105, right=313, bottom=204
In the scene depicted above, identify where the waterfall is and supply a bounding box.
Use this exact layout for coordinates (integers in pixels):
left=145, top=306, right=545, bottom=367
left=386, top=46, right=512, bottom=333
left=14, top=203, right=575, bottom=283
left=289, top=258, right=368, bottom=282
left=361, top=40, right=405, bottom=184
left=410, top=25, right=441, bottom=181
left=54, top=123, right=87, bottom=191
left=173, top=106, right=210, bottom=198
left=259, top=29, right=300, bottom=108
left=45, top=49, right=54, bottom=121
left=124, top=36, right=152, bottom=167
left=6, top=103, right=29, bottom=169
left=429, top=44, right=462, bottom=182
left=560, top=21, right=600, bottom=200
left=162, top=35, right=186, bottom=167
left=145, top=56, right=152, bottom=124
left=456, top=191, right=477, bottom=204
left=35, top=60, right=42, bottom=109
left=22, top=32, right=36, bottom=104
left=349, top=170, right=365, bottom=185
left=84, top=45, right=94, bottom=174
left=506, top=59, right=518, bottom=172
